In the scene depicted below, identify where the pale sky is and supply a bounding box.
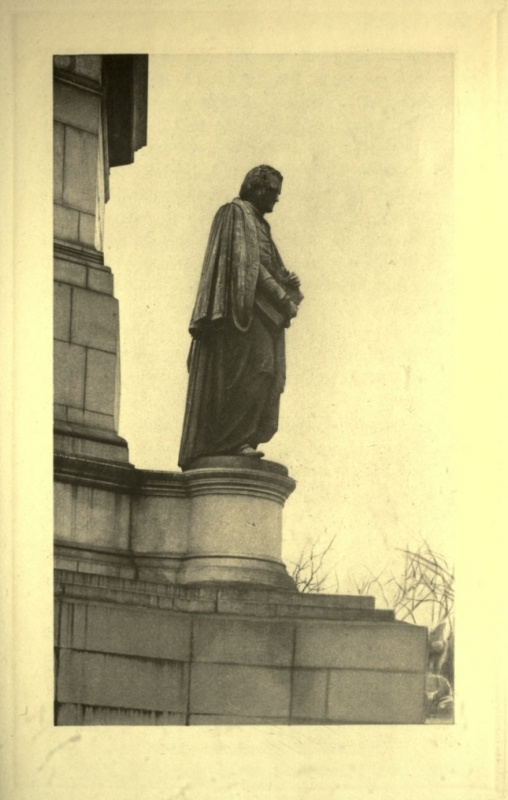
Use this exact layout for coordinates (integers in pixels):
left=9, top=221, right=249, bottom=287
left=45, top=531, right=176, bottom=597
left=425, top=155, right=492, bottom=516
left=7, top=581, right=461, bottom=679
left=105, top=53, right=454, bottom=594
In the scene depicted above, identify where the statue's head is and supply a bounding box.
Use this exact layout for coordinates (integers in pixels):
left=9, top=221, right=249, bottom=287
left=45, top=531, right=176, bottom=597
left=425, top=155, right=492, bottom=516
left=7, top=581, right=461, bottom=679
left=239, top=165, right=283, bottom=215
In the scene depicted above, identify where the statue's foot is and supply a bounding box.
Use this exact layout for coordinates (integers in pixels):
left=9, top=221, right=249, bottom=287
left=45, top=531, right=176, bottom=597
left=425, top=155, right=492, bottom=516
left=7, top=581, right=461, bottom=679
left=235, top=444, right=264, bottom=458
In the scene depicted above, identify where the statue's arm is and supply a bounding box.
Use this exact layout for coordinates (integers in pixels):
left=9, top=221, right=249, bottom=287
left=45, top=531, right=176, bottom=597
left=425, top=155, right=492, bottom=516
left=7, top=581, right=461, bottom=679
left=257, top=264, right=298, bottom=320
left=258, top=264, right=289, bottom=304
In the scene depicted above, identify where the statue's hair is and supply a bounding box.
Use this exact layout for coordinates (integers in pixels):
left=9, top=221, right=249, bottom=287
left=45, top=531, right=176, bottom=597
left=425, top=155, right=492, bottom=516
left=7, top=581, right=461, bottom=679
left=239, top=165, right=283, bottom=201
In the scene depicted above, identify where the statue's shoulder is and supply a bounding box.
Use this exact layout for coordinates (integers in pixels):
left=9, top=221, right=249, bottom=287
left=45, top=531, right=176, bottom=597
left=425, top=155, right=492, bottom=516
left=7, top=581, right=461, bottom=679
left=213, top=199, right=241, bottom=219
left=211, top=199, right=252, bottom=227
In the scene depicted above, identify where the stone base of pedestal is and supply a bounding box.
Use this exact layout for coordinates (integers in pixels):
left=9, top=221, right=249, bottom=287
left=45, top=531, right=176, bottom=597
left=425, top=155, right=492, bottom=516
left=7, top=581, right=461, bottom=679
left=178, top=456, right=297, bottom=590
left=54, top=570, right=428, bottom=725
left=54, top=452, right=429, bottom=724
left=54, top=422, right=130, bottom=463
left=176, top=554, right=296, bottom=590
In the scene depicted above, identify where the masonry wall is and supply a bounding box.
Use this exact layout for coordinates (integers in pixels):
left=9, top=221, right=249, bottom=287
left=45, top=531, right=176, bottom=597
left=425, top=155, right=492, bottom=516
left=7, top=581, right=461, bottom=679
left=55, top=577, right=428, bottom=725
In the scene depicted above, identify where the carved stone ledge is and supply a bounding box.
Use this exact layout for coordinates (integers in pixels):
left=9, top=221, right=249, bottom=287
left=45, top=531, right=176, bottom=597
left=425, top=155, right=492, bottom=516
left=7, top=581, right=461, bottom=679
left=184, top=457, right=296, bottom=505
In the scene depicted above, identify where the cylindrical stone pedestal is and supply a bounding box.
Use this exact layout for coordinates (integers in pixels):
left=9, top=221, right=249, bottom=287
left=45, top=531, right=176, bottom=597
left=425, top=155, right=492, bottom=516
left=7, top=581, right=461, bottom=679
left=177, top=456, right=297, bottom=590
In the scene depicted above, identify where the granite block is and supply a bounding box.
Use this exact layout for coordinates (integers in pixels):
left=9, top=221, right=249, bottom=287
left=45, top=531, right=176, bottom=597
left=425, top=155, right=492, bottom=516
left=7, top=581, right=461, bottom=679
left=87, top=267, right=113, bottom=295
left=71, top=288, right=118, bottom=352
left=54, top=340, right=86, bottom=408
left=84, top=349, right=117, bottom=416
left=192, top=617, right=294, bottom=667
left=58, top=602, right=192, bottom=662
left=131, top=495, right=189, bottom=554
left=54, top=556, right=79, bottom=573
left=54, top=433, right=128, bottom=462
left=327, top=669, right=426, bottom=724
left=291, top=669, right=328, bottom=720
left=189, top=663, right=291, bottom=717
left=294, top=621, right=427, bottom=672
left=215, top=598, right=278, bottom=617
left=54, top=204, right=79, bottom=243
left=56, top=649, right=189, bottom=712
left=79, top=212, right=96, bottom=248
left=54, top=121, right=64, bottom=203
left=54, top=81, right=100, bottom=133
left=63, top=127, right=98, bottom=214
left=54, top=282, right=71, bottom=341
left=54, top=258, right=87, bottom=287
left=76, top=562, right=135, bottom=579
left=173, top=596, right=217, bottom=614
left=54, top=482, right=130, bottom=550
left=66, top=407, right=115, bottom=430
left=189, top=494, right=282, bottom=558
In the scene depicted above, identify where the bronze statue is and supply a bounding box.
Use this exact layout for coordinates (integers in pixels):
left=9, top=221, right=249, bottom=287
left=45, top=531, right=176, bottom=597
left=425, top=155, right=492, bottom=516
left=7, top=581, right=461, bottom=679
left=178, top=165, right=302, bottom=469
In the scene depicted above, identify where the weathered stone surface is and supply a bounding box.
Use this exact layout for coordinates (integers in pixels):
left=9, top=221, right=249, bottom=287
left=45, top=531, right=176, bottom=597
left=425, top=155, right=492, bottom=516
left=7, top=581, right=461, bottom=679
left=291, top=669, right=328, bottom=719
left=56, top=649, right=189, bottom=712
left=74, top=56, right=102, bottom=83
left=327, top=669, right=426, bottom=723
left=187, top=456, right=289, bottom=476
left=188, top=495, right=282, bottom=557
left=54, top=555, right=80, bottom=574
left=54, top=258, right=87, bottom=287
left=53, top=402, right=67, bottom=420
left=130, top=495, right=189, bottom=555
left=87, top=267, right=113, bottom=295
left=216, top=585, right=374, bottom=610
left=177, top=555, right=295, bottom=590
left=294, top=621, right=427, bottom=671
left=54, top=433, right=129, bottom=462
left=189, top=663, right=291, bottom=717
left=79, top=212, right=96, bottom=247
left=54, top=483, right=130, bottom=549
left=54, top=340, right=86, bottom=408
left=53, top=569, right=429, bottom=725
left=192, top=617, right=293, bottom=667
left=71, top=288, right=118, bottom=352
left=54, top=282, right=71, bottom=342
left=63, top=127, right=98, bottom=214
left=66, top=407, right=115, bottom=430
left=54, top=204, right=79, bottom=243
left=54, top=81, right=100, bottom=134
left=58, top=601, right=192, bottom=661
left=85, top=349, right=117, bottom=416
left=76, top=561, right=135, bottom=579
left=54, top=122, right=64, bottom=203
left=56, top=704, right=185, bottom=726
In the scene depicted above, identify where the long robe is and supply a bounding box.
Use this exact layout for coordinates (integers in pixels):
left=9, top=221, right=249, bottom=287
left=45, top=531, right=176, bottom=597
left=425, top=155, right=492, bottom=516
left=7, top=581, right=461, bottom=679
left=178, top=199, right=292, bottom=469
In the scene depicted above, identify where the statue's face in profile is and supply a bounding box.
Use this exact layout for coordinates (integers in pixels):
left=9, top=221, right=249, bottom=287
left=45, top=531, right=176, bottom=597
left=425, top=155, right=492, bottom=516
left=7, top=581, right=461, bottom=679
left=254, top=177, right=282, bottom=215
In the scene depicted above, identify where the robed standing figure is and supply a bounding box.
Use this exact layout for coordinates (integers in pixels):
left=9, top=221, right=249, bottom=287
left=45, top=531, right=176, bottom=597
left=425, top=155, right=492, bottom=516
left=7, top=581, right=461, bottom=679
left=178, top=165, right=302, bottom=469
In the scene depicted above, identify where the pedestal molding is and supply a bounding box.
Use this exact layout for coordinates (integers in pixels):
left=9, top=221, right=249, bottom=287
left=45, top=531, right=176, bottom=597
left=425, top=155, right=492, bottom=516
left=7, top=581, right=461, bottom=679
left=184, top=467, right=295, bottom=504
left=54, top=240, right=105, bottom=267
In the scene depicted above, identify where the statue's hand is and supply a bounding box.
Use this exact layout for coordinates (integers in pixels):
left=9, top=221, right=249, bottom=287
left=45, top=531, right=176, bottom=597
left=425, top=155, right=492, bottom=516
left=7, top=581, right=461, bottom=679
left=286, top=272, right=301, bottom=289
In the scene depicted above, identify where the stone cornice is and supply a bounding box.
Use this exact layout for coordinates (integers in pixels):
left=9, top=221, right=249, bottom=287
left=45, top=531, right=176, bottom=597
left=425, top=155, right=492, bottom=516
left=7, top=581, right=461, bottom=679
left=55, top=451, right=295, bottom=502
left=55, top=453, right=187, bottom=497
left=184, top=467, right=295, bottom=504
left=54, top=453, right=137, bottom=493
left=136, top=469, right=187, bottom=498
left=54, top=241, right=106, bottom=268
left=54, top=68, right=103, bottom=95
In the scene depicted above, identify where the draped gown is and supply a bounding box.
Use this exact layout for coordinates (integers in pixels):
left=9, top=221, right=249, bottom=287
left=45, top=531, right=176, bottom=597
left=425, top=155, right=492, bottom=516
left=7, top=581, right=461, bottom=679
left=178, top=198, right=296, bottom=469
